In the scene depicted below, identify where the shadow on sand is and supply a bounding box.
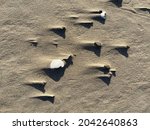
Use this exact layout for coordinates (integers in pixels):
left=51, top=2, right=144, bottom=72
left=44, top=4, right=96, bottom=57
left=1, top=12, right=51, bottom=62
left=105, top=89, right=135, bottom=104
left=91, top=16, right=106, bottom=24
left=25, top=82, right=46, bottom=93
left=115, top=48, right=129, bottom=57
left=109, top=0, right=123, bottom=7
left=49, top=28, right=66, bottom=39
left=95, top=67, right=110, bottom=74
left=82, top=45, right=102, bottom=57
left=98, top=76, right=112, bottom=86
left=77, top=22, right=93, bottom=28
left=32, top=96, right=55, bottom=104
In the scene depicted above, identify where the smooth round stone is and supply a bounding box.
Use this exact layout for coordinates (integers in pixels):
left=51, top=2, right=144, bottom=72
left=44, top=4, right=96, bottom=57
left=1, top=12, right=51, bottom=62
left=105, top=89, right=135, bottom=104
left=100, top=11, right=106, bottom=19
left=50, top=59, right=65, bottom=69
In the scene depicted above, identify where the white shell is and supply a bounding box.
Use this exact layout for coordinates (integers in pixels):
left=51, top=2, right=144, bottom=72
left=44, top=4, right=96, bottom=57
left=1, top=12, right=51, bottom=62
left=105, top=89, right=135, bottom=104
left=50, top=59, right=65, bottom=69
left=100, top=11, right=106, bottom=19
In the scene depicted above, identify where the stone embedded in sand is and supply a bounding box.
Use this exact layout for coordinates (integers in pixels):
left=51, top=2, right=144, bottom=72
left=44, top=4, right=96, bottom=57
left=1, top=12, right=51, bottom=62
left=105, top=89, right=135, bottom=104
left=50, top=59, right=65, bottom=69
left=110, top=68, right=116, bottom=72
left=49, top=26, right=66, bottom=31
left=115, top=45, right=130, bottom=49
left=89, top=64, right=111, bottom=70
left=94, top=42, right=102, bottom=47
left=109, top=68, right=116, bottom=76
left=27, top=38, right=38, bottom=46
left=104, top=64, right=111, bottom=70
left=100, top=11, right=106, bottom=19
left=49, top=55, right=75, bottom=69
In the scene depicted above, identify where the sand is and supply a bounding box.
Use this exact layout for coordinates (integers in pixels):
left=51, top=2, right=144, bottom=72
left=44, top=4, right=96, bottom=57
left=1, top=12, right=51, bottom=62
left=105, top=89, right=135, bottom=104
left=0, top=0, right=150, bottom=112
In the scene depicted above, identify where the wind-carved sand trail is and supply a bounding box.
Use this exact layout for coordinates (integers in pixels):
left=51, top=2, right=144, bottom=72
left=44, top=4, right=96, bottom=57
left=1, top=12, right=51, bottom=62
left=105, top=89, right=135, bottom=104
left=25, top=0, right=129, bottom=104
left=0, top=0, right=150, bottom=112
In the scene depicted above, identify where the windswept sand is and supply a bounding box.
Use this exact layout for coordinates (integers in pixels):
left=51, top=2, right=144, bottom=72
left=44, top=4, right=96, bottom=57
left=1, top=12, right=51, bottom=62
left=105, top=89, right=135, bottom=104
left=0, top=0, right=150, bottom=112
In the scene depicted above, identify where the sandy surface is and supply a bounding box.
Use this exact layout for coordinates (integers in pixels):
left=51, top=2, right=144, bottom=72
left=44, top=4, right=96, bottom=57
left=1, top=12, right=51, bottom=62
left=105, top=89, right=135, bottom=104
left=0, top=0, right=150, bottom=112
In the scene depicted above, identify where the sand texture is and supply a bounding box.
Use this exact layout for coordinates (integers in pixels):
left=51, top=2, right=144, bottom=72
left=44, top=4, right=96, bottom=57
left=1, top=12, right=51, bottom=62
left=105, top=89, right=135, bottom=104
left=0, top=0, right=150, bottom=112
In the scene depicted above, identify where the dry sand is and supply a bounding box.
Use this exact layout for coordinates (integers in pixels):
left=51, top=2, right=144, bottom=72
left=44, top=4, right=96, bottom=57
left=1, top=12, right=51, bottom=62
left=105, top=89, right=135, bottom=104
left=0, top=0, right=150, bottom=112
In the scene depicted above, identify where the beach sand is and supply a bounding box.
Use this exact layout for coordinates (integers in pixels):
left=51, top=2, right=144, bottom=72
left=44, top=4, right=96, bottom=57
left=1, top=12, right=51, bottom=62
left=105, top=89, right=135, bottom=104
left=0, top=0, right=150, bottom=112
